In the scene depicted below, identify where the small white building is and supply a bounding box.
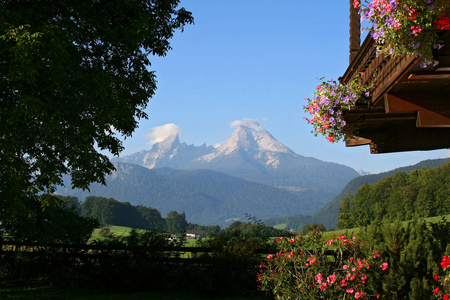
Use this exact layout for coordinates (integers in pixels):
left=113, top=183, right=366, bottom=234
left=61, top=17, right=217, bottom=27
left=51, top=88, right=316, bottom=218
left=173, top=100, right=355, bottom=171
left=185, top=230, right=205, bottom=239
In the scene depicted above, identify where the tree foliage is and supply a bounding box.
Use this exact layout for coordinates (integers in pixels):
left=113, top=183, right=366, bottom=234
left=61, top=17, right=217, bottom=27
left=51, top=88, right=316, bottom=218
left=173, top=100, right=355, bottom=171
left=6, top=194, right=99, bottom=243
left=337, top=163, right=450, bottom=229
left=165, top=210, right=188, bottom=234
left=81, top=195, right=165, bottom=230
left=0, top=1, right=193, bottom=236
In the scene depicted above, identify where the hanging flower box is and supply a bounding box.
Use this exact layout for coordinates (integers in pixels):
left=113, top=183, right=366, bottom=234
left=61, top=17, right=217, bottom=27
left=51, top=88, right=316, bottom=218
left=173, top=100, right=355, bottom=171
left=354, top=0, right=450, bottom=67
left=303, top=74, right=374, bottom=143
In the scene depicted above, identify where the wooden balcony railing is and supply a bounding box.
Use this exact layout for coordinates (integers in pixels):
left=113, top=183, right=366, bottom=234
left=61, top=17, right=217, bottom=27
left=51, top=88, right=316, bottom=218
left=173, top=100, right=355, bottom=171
left=340, top=2, right=450, bottom=154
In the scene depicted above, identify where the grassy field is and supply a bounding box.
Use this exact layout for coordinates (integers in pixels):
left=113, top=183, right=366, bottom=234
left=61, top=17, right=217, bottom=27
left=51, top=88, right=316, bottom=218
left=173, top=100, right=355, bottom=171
left=319, top=214, right=450, bottom=241
left=93, top=213, right=450, bottom=243
left=90, top=225, right=147, bottom=240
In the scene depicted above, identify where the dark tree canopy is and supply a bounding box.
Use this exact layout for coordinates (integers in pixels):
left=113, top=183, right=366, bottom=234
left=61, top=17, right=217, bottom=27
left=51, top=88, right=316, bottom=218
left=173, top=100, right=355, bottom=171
left=0, top=1, right=193, bottom=235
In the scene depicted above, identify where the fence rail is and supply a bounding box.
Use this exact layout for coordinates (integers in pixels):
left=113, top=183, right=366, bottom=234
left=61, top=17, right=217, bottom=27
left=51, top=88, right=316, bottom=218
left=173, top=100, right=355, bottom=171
left=0, top=241, right=278, bottom=265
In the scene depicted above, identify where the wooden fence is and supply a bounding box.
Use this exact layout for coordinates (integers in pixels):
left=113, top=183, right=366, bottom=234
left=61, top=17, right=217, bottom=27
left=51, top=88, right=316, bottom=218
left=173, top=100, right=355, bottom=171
left=0, top=241, right=273, bottom=264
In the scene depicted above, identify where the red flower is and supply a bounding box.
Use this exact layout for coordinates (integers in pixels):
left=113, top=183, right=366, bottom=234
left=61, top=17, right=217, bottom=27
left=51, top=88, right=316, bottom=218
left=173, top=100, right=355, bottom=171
left=434, top=274, right=439, bottom=281
left=441, top=255, right=450, bottom=269
left=435, top=14, right=450, bottom=31
left=444, top=294, right=449, bottom=300
left=434, top=287, right=440, bottom=294
left=441, top=255, right=450, bottom=268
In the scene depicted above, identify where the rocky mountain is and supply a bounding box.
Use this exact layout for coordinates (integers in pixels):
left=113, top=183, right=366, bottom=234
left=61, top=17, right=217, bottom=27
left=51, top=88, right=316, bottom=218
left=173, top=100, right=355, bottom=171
left=58, top=163, right=335, bottom=227
left=357, top=169, right=371, bottom=176
left=113, top=122, right=359, bottom=196
left=114, top=134, right=215, bottom=169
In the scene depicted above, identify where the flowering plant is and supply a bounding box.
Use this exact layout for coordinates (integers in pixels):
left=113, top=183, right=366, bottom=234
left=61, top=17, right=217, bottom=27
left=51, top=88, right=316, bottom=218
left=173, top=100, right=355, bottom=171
left=434, top=255, right=450, bottom=300
left=354, top=0, right=450, bottom=67
left=258, top=232, right=389, bottom=299
left=303, top=74, right=373, bottom=143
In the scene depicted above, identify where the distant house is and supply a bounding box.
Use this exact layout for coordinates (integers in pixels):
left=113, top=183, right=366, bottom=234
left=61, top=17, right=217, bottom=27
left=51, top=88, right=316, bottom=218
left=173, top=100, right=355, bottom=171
left=186, top=230, right=205, bottom=239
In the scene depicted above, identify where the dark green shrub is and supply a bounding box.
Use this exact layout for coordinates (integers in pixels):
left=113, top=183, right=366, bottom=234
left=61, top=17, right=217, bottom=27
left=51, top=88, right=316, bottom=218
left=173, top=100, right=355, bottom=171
left=360, top=217, right=450, bottom=299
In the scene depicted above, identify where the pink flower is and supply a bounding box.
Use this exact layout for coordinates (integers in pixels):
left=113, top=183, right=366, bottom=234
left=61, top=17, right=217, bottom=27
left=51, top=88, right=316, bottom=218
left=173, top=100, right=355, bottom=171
left=380, top=262, right=388, bottom=271
left=267, top=254, right=273, bottom=259
left=307, top=256, right=317, bottom=265
left=327, top=274, right=337, bottom=285
left=410, top=25, right=422, bottom=37
left=315, top=273, right=323, bottom=284
left=343, top=265, right=348, bottom=270
left=355, top=291, right=364, bottom=299
left=320, top=282, right=327, bottom=290
left=346, top=288, right=354, bottom=294
left=289, top=238, right=295, bottom=243
left=340, top=279, right=348, bottom=287
left=326, top=239, right=333, bottom=245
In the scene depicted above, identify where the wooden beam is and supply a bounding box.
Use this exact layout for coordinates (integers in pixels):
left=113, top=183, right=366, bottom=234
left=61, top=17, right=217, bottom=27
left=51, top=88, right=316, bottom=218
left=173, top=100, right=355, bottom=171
left=408, top=72, right=450, bottom=80
left=349, top=0, right=361, bottom=64
left=384, top=93, right=450, bottom=115
left=345, top=137, right=371, bottom=147
left=384, top=94, right=424, bottom=113
left=352, top=122, right=450, bottom=153
left=416, top=110, right=450, bottom=128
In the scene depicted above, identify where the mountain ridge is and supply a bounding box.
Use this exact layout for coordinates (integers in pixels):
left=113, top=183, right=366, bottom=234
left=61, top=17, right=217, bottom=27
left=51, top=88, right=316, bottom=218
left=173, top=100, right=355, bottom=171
left=113, top=122, right=359, bottom=197
left=58, top=162, right=335, bottom=227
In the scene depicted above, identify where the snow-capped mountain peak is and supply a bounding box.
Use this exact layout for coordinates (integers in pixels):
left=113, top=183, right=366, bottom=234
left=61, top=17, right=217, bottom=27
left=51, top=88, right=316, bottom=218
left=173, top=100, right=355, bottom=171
left=197, top=123, right=293, bottom=167
left=151, top=133, right=180, bottom=153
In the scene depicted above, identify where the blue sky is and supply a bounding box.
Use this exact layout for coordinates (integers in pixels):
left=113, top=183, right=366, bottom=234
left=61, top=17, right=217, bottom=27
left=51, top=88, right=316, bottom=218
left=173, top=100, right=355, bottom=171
left=117, top=0, right=448, bottom=174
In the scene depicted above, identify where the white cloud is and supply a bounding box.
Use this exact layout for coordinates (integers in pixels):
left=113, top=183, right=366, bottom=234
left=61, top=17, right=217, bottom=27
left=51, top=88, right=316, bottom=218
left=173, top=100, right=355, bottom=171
left=144, top=123, right=182, bottom=145
left=230, top=118, right=268, bottom=132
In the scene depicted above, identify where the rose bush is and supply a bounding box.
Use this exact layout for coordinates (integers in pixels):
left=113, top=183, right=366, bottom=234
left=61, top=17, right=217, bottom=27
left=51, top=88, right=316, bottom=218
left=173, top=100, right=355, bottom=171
left=258, top=232, right=389, bottom=299
left=354, top=0, right=450, bottom=67
left=434, top=255, right=450, bottom=300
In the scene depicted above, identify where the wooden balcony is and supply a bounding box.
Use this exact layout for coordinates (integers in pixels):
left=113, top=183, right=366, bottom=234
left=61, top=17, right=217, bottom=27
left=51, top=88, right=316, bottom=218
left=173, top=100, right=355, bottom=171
left=340, top=4, right=450, bottom=154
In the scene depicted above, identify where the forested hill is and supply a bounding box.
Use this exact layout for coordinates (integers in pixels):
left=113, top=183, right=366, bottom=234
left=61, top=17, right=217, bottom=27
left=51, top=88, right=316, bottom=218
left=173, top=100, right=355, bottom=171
left=265, top=158, right=450, bottom=231
left=337, top=161, right=450, bottom=229
left=315, top=158, right=450, bottom=229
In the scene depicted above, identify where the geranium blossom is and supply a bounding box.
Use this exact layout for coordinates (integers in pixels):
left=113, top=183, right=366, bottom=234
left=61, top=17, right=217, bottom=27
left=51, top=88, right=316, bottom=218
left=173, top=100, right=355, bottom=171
left=303, top=75, right=373, bottom=143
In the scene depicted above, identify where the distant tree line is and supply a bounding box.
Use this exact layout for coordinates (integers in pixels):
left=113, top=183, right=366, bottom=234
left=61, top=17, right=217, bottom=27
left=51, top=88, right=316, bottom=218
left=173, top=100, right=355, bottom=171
left=337, top=162, right=450, bottom=229
left=57, top=195, right=221, bottom=236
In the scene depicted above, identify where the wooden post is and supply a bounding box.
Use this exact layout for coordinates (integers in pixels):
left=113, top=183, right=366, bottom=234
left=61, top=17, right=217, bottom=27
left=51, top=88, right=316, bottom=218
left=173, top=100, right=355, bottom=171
left=349, top=0, right=361, bottom=63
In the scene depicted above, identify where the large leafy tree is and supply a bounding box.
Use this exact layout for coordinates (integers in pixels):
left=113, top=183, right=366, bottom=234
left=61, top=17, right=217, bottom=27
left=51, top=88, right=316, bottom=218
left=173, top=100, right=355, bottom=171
left=0, top=1, right=193, bottom=236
